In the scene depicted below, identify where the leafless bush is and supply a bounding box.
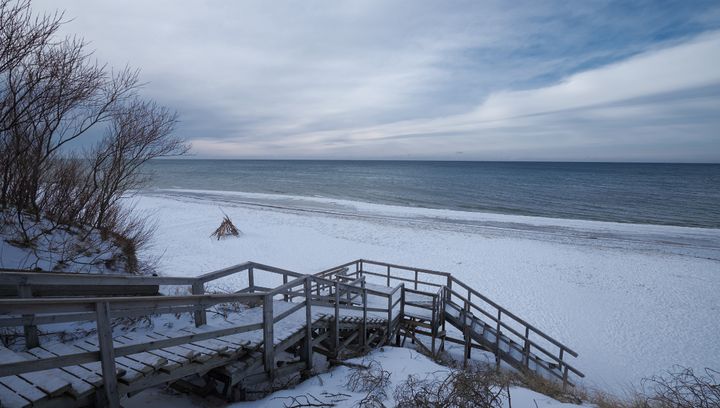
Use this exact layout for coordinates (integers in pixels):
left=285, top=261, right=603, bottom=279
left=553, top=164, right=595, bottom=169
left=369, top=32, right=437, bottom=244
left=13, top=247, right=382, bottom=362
left=641, top=366, right=720, bottom=408
left=0, top=0, right=188, bottom=273
left=394, top=367, right=508, bottom=408
left=346, top=359, right=391, bottom=407
left=272, top=392, right=351, bottom=407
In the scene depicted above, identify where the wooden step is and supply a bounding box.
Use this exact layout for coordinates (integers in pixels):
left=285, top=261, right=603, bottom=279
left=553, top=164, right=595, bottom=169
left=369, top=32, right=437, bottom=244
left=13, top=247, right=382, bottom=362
left=0, top=346, right=72, bottom=397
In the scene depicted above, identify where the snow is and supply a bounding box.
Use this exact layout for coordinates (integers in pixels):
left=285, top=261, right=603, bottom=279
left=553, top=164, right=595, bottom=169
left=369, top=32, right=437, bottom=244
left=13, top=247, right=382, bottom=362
left=131, top=188, right=720, bottom=394
left=126, top=347, right=587, bottom=408
left=0, top=211, right=127, bottom=273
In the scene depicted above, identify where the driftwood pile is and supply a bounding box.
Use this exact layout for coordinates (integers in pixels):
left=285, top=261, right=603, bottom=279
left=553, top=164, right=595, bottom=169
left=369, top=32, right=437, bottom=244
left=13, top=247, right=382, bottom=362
left=211, top=215, right=241, bottom=240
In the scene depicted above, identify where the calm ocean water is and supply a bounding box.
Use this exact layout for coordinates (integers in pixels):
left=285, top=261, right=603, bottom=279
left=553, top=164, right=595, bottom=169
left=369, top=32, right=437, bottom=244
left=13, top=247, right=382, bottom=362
left=143, top=160, right=720, bottom=229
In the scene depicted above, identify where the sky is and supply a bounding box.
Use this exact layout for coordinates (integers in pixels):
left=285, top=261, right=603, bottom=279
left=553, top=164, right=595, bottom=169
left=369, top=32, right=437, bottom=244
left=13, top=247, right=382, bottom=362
left=33, top=0, right=720, bottom=162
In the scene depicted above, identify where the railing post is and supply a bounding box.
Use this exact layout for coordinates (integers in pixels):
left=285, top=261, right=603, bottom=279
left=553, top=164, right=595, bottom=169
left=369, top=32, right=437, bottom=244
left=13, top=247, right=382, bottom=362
left=386, top=292, right=393, bottom=344
left=463, top=299, right=471, bottom=368
left=495, top=309, right=502, bottom=370
left=96, top=301, right=120, bottom=408
left=18, top=284, right=39, bottom=348
left=263, top=294, right=274, bottom=378
left=248, top=266, right=255, bottom=292
left=361, top=278, right=367, bottom=348
left=440, top=286, right=448, bottom=340
left=283, top=274, right=289, bottom=301
left=430, top=293, right=437, bottom=356
left=191, top=281, right=206, bottom=327
left=303, top=277, right=313, bottom=373
left=386, top=265, right=391, bottom=287
left=446, top=275, right=452, bottom=304
left=333, top=281, right=340, bottom=355
left=523, top=327, right=530, bottom=367
left=397, top=284, right=405, bottom=346
left=414, top=270, right=418, bottom=290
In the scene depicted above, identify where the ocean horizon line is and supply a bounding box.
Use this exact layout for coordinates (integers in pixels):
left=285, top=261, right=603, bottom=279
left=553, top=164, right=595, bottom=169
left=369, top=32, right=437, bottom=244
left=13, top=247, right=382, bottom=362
left=152, top=158, right=720, bottom=165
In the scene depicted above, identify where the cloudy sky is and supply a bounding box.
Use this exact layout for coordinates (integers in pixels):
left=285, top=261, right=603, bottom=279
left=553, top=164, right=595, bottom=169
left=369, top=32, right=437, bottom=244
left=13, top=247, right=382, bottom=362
left=34, top=0, right=720, bottom=161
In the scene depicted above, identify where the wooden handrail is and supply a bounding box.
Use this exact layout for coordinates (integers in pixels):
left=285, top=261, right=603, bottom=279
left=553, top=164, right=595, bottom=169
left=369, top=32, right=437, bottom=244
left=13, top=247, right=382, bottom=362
left=354, top=259, right=584, bottom=381
left=0, top=270, right=197, bottom=286
left=450, top=277, right=579, bottom=357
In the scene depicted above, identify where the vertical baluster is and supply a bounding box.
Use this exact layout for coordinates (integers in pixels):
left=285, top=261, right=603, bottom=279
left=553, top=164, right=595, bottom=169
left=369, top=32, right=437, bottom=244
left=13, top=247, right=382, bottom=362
left=361, top=278, right=368, bottom=347
left=283, top=274, right=289, bottom=301
left=303, top=277, right=313, bottom=372
left=248, top=266, right=255, bottom=292
left=386, top=292, right=393, bottom=343
left=96, top=301, right=119, bottom=408
left=523, top=327, right=530, bottom=367
left=430, top=293, right=437, bottom=356
left=18, top=284, right=39, bottom=348
left=463, top=299, right=471, bottom=368
left=495, top=309, right=502, bottom=369
left=263, top=294, right=274, bottom=378
left=191, top=281, right=206, bottom=327
left=397, top=284, right=405, bottom=346
left=333, top=281, right=340, bottom=354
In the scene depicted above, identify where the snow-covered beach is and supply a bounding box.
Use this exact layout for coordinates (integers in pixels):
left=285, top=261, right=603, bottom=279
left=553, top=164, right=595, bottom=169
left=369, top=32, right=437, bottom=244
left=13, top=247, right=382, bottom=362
left=134, top=188, right=720, bottom=394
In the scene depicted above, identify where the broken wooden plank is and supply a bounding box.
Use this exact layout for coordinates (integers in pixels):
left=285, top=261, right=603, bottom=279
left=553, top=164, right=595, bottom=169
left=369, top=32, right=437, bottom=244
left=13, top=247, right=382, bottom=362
left=18, top=350, right=94, bottom=399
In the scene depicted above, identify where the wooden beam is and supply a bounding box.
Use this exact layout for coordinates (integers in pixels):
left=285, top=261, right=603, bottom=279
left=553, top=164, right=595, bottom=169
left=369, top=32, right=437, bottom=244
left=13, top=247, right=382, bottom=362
left=95, top=302, right=120, bottom=408
left=262, top=294, right=274, bottom=378
left=191, top=282, right=206, bottom=327
left=303, top=278, right=313, bottom=372
left=18, top=284, right=39, bottom=349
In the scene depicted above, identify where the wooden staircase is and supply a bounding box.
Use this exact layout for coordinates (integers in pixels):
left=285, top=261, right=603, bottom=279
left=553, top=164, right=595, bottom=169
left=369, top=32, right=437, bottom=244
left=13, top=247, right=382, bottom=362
left=0, top=259, right=584, bottom=407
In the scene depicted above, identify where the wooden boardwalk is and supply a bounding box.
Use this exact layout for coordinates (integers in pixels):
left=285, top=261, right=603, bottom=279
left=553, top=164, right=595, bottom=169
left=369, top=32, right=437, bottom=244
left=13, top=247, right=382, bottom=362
left=0, top=260, right=584, bottom=407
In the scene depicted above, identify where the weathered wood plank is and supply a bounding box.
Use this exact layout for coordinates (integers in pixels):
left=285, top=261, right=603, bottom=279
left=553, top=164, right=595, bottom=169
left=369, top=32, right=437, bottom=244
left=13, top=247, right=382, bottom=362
left=40, top=343, right=125, bottom=381
left=95, top=301, right=121, bottom=408
left=84, top=337, right=168, bottom=374
left=0, top=375, right=47, bottom=404
left=21, top=349, right=96, bottom=398
left=71, top=341, right=146, bottom=382
left=145, top=332, right=214, bottom=363
left=0, top=382, right=30, bottom=408
left=0, top=347, right=71, bottom=397
left=114, top=335, right=184, bottom=373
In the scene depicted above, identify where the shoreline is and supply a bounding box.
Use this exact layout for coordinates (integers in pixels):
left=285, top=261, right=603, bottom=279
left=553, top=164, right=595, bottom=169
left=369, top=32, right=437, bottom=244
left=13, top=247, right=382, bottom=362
left=138, top=188, right=720, bottom=260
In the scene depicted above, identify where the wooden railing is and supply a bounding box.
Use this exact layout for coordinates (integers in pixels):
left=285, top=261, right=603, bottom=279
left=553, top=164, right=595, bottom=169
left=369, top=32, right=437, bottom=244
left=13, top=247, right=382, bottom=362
left=0, top=262, right=402, bottom=407
left=352, top=259, right=584, bottom=387
left=0, top=258, right=584, bottom=406
left=0, top=262, right=303, bottom=347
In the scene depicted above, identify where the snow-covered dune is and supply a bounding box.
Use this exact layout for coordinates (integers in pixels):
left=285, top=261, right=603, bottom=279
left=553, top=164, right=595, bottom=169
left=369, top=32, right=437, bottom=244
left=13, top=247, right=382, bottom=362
left=133, top=189, right=720, bottom=393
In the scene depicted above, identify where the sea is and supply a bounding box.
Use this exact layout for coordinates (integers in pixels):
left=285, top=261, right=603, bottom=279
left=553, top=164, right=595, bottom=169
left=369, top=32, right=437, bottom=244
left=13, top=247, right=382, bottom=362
left=143, top=160, right=720, bottom=229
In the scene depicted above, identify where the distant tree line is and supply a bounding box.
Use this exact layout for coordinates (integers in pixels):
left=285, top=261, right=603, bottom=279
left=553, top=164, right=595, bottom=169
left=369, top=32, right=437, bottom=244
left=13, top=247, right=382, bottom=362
left=0, top=0, right=188, bottom=271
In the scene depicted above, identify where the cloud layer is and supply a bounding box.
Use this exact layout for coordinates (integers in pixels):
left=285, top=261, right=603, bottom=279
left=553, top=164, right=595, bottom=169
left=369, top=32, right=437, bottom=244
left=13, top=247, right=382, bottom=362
left=34, top=0, right=720, bottom=161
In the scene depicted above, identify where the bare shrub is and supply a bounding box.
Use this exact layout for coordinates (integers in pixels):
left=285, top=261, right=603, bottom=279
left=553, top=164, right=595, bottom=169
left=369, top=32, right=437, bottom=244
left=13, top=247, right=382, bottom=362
left=0, top=0, right=188, bottom=273
left=394, top=367, right=508, bottom=408
left=642, top=366, right=719, bottom=408
left=346, top=359, right=391, bottom=407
